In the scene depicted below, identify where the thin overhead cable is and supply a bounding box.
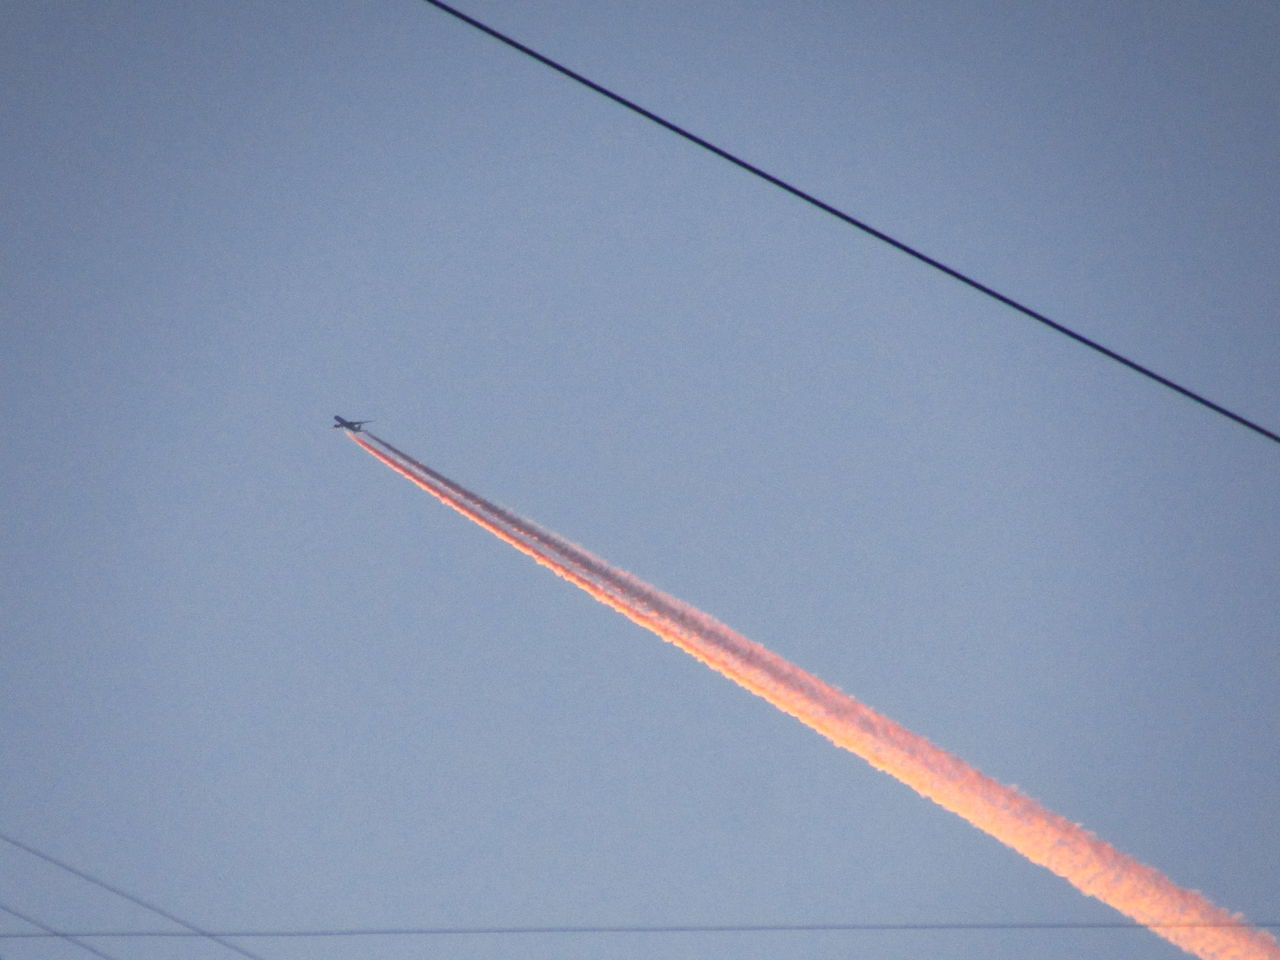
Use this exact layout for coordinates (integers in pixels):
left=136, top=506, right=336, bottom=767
left=416, top=0, right=1279, bottom=448
left=0, top=831, right=267, bottom=960
left=0, top=900, right=122, bottom=960
left=3, top=920, right=1279, bottom=939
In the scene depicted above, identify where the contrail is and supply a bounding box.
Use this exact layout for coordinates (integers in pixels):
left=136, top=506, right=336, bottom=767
left=349, top=431, right=1277, bottom=960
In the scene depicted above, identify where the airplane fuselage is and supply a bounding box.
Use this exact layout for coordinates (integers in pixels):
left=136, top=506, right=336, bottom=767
left=333, top=415, right=370, bottom=432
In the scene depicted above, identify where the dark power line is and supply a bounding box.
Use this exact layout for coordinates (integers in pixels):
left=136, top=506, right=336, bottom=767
left=0, top=900, right=123, bottom=960
left=0, top=831, right=267, bottom=960
left=2, top=920, right=1278, bottom=938
left=416, top=0, right=1280, bottom=448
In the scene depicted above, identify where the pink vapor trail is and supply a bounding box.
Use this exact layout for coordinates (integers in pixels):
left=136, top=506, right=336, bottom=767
left=350, top=431, right=1277, bottom=960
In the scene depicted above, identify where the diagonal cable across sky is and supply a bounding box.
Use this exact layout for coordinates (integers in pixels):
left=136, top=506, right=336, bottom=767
left=416, top=0, right=1279, bottom=449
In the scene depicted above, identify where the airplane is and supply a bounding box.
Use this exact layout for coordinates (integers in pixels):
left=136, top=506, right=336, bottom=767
left=332, top=415, right=372, bottom=432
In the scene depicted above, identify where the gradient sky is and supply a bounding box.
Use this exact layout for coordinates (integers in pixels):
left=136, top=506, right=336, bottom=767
left=4, top=3, right=1278, bottom=959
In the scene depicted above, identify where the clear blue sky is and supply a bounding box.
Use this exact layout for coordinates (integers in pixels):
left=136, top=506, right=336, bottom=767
left=4, top=3, right=1277, bottom=959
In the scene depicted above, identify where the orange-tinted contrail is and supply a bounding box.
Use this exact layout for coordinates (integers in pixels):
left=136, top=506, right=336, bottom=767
left=350, top=431, right=1277, bottom=960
